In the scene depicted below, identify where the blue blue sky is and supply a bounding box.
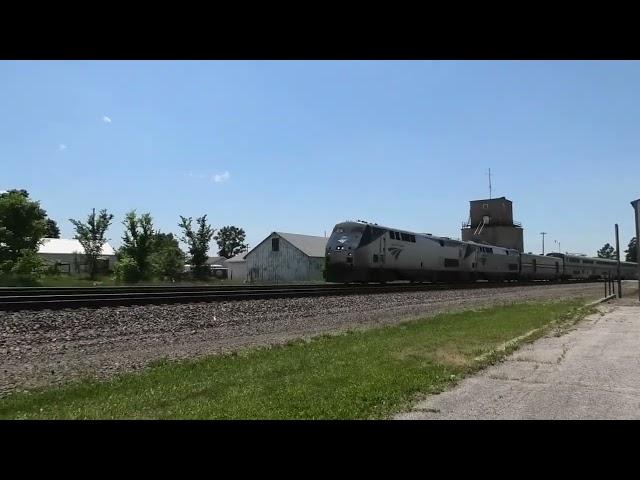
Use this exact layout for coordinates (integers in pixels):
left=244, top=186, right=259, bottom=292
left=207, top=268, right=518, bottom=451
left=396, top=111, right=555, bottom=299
left=2, top=61, right=639, bottom=256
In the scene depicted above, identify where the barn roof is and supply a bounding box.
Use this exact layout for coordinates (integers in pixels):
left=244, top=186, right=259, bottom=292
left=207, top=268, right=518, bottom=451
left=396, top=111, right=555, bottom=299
left=38, top=238, right=116, bottom=256
left=276, top=232, right=327, bottom=258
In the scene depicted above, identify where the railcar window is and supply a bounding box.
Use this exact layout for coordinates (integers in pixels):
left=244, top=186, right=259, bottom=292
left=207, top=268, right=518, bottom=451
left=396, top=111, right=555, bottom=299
left=409, top=235, right=416, bottom=243
left=272, top=238, right=279, bottom=252
left=373, top=254, right=378, bottom=263
left=438, top=240, right=444, bottom=247
left=334, top=228, right=344, bottom=234
left=401, top=233, right=411, bottom=242
left=509, top=264, right=518, bottom=271
left=444, top=258, right=459, bottom=267
left=582, top=260, right=594, bottom=264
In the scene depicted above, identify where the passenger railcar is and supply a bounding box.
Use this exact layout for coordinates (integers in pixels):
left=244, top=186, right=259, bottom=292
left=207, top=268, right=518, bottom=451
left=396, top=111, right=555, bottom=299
left=325, top=220, right=638, bottom=284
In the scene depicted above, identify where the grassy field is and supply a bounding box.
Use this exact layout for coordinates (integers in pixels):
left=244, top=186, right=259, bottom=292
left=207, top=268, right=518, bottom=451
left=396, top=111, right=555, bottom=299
left=0, top=275, right=239, bottom=288
left=0, top=299, right=593, bottom=419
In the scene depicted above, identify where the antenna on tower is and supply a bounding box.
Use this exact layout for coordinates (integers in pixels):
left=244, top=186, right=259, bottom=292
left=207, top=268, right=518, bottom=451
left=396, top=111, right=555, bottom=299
left=487, top=168, right=492, bottom=199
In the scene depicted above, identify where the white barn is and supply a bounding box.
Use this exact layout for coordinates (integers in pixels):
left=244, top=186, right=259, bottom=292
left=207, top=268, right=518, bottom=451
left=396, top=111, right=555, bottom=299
left=38, top=238, right=117, bottom=275
left=245, top=232, right=327, bottom=283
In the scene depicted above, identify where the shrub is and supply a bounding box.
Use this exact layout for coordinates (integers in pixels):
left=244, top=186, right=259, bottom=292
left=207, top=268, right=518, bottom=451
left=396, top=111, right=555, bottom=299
left=113, top=255, right=141, bottom=284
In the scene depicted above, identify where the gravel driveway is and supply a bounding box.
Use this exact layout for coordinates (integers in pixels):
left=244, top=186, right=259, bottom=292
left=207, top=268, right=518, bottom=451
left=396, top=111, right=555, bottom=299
left=0, top=282, right=627, bottom=397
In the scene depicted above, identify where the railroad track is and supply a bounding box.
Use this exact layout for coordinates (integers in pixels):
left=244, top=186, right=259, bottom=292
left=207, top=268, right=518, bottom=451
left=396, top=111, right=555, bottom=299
left=0, top=280, right=600, bottom=311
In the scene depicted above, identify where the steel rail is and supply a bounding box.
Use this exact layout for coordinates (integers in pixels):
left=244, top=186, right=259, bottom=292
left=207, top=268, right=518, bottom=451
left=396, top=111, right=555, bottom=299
left=0, top=280, right=599, bottom=312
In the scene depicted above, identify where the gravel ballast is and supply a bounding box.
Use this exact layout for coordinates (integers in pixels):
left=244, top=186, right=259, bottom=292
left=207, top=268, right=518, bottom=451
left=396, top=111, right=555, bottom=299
left=0, top=282, right=629, bottom=396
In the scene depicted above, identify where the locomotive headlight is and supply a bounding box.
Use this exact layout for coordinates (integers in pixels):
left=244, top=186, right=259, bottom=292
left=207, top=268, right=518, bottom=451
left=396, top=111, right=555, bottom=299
left=347, top=252, right=352, bottom=256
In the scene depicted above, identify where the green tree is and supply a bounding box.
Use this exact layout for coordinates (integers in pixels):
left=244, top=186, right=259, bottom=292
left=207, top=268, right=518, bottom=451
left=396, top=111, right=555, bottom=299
left=45, top=218, right=61, bottom=238
left=0, top=189, right=48, bottom=273
left=69, top=208, right=114, bottom=279
left=150, top=232, right=185, bottom=280
left=625, top=237, right=637, bottom=262
left=597, top=243, right=616, bottom=259
left=179, top=215, right=215, bottom=279
left=119, top=211, right=155, bottom=280
left=214, top=225, right=248, bottom=258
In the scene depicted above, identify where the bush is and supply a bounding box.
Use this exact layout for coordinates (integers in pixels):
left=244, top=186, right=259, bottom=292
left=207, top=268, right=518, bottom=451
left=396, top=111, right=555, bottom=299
left=113, top=255, right=141, bottom=283
left=10, top=250, right=47, bottom=278
left=46, top=262, right=61, bottom=276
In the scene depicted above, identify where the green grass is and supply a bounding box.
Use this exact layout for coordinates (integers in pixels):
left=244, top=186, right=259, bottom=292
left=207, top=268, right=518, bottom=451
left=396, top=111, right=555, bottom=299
left=0, top=275, right=236, bottom=288
left=0, top=299, right=593, bottom=419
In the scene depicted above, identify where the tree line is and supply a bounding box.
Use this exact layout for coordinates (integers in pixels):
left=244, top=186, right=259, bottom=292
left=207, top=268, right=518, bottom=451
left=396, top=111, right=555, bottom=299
left=597, top=239, right=637, bottom=262
left=0, top=189, right=248, bottom=282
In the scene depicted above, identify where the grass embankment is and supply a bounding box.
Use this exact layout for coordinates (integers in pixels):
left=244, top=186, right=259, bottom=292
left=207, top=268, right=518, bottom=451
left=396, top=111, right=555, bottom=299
left=0, top=299, right=593, bottom=419
left=0, top=275, right=241, bottom=288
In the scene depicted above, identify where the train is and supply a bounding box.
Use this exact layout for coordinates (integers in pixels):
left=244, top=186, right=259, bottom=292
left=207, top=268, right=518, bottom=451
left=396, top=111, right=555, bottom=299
left=325, top=220, right=638, bottom=283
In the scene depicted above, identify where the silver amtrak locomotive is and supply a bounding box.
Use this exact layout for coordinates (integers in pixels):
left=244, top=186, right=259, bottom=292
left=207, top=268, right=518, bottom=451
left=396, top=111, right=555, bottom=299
left=325, top=220, right=638, bottom=283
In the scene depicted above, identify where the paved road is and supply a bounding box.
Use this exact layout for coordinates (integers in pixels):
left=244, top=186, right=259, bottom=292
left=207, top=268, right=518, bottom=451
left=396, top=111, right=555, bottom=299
left=395, top=296, right=640, bottom=420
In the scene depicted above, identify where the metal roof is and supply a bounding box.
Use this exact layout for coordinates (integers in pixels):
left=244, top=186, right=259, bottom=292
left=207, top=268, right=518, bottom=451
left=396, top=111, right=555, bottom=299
left=275, top=232, right=327, bottom=258
left=205, top=256, right=227, bottom=265
left=38, top=238, right=116, bottom=256
left=226, top=252, right=248, bottom=263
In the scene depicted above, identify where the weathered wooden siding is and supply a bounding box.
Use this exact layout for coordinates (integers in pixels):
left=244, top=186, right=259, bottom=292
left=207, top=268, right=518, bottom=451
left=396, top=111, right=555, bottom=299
left=246, top=233, right=324, bottom=283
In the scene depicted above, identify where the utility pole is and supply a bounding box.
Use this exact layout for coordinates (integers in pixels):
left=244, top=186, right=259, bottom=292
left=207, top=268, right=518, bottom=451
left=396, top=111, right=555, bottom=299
left=487, top=168, right=492, bottom=199
left=554, top=240, right=561, bottom=254
left=540, top=232, right=547, bottom=255
left=631, top=199, right=640, bottom=302
left=615, top=223, right=622, bottom=298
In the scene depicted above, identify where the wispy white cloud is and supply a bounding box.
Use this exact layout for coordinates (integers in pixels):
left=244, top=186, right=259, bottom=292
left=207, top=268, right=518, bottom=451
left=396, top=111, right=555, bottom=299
left=185, top=172, right=206, bottom=179
left=102, top=115, right=112, bottom=123
left=213, top=171, right=231, bottom=183
left=59, top=144, right=67, bottom=151
left=184, top=171, right=231, bottom=183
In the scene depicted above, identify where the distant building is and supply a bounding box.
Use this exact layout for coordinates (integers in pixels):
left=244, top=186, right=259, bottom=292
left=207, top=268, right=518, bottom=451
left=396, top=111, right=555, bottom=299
left=461, top=196, right=524, bottom=252
left=38, top=238, right=117, bottom=275
left=245, top=232, right=327, bottom=283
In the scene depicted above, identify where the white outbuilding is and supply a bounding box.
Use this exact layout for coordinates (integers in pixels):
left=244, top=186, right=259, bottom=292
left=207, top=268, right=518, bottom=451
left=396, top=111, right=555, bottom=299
left=38, top=238, right=117, bottom=275
left=225, top=252, right=248, bottom=281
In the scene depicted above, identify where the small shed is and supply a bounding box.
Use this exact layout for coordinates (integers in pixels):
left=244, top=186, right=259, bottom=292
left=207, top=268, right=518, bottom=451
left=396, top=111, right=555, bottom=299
left=245, top=232, right=327, bottom=283
left=226, top=252, right=248, bottom=281
left=38, top=238, right=117, bottom=274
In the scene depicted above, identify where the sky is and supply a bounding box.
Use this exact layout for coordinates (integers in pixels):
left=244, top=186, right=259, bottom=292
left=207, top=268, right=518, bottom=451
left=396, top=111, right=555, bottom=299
left=1, top=60, right=639, bottom=257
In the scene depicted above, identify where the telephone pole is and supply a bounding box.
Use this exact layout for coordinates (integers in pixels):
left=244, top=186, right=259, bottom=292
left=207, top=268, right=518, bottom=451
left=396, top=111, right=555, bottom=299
left=487, top=168, right=492, bottom=199
left=615, top=224, right=622, bottom=298
left=540, top=232, right=547, bottom=255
